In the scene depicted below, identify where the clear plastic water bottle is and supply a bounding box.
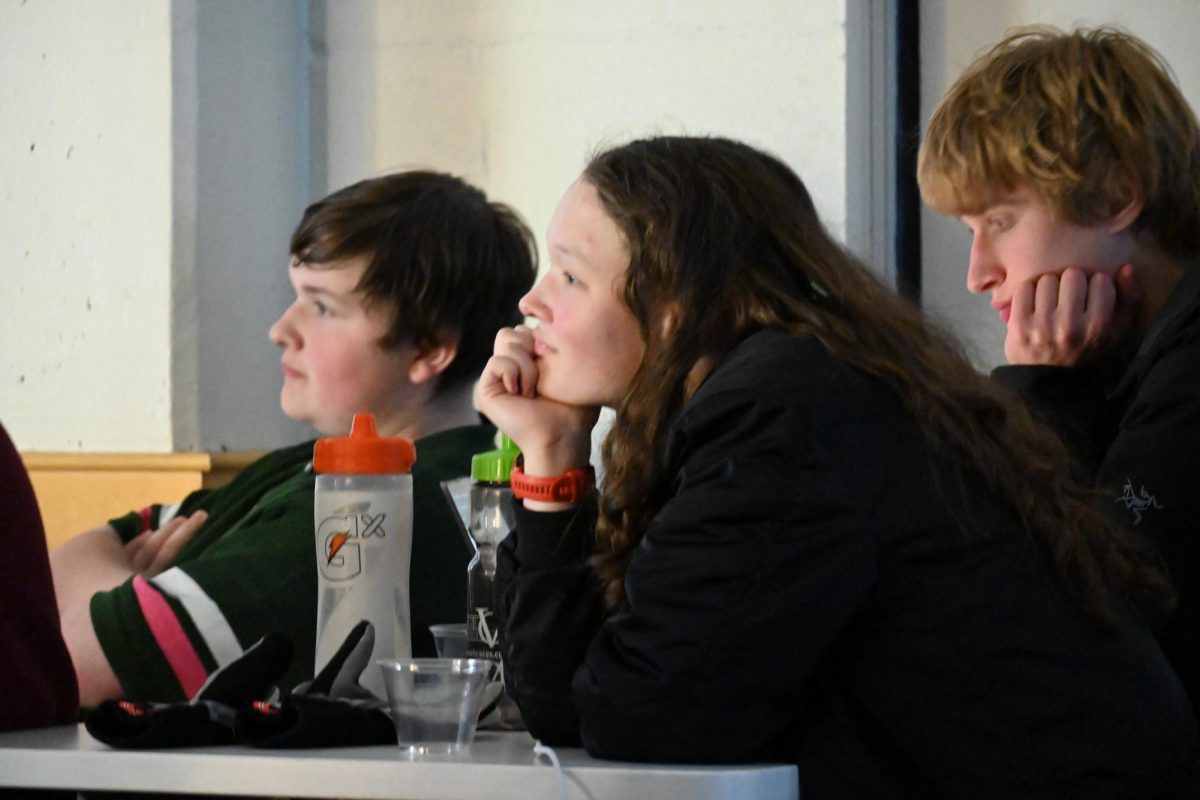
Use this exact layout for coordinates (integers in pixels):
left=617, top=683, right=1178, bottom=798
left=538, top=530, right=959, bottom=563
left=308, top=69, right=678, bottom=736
left=466, top=435, right=518, bottom=662
left=312, top=412, right=415, bottom=699
left=466, top=435, right=524, bottom=728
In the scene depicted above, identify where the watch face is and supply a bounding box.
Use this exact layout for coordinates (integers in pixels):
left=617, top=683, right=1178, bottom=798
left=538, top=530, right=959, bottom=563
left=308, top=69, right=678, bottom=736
left=549, top=475, right=574, bottom=501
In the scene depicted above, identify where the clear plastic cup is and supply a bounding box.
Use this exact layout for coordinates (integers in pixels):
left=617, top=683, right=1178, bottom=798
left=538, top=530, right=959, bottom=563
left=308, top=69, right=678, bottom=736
left=428, top=623, right=469, bottom=658
left=377, top=658, right=497, bottom=757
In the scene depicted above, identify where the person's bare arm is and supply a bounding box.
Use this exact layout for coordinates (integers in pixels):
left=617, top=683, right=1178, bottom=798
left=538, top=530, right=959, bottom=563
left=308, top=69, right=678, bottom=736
left=50, top=524, right=135, bottom=616
left=59, top=597, right=123, bottom=707
left=50, top=512, right=207, bottom=705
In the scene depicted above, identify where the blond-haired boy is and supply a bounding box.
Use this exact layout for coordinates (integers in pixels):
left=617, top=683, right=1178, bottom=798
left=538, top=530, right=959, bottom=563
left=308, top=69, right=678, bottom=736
left=920, top=25, right=1200, bottom=711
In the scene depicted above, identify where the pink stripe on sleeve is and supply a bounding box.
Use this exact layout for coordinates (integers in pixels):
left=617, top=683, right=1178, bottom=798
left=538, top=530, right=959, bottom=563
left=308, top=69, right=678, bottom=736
left=131, top=575, right=210, bottom=699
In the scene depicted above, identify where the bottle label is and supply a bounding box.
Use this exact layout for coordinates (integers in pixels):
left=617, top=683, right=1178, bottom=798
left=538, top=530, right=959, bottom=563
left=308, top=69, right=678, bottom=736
left=467, top=605, right=502, bottom=660
left=316, top=504, right=388, bottom=581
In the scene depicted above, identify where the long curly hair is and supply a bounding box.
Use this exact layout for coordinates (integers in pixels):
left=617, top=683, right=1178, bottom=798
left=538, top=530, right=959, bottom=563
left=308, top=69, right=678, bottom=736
left=585, top=135, right=1172, bottom=624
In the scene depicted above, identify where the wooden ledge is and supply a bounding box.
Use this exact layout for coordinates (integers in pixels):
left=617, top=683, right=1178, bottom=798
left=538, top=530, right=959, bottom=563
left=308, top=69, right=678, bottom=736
left=21, top=450, right=268, bottom=551
left=21, top=452, right=212, bottom=472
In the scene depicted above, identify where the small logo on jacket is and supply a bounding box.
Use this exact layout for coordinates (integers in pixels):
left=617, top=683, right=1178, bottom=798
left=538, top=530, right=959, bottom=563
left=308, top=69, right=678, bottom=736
left=1115, top=479, right=1163, bottom=525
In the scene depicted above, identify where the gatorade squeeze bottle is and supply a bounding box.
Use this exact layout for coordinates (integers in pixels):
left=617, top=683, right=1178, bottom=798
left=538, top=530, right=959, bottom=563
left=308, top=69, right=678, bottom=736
left=312, top=413, right=415, bottom=699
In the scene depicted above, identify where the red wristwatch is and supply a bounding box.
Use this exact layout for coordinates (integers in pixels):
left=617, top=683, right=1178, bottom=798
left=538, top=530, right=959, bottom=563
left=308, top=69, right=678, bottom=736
left=510, top=463, right=593, bottom=503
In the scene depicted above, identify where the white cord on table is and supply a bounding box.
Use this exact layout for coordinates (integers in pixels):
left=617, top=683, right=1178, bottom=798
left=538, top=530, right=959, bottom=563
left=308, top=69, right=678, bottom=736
left=533, top=740, right=568, bottom=800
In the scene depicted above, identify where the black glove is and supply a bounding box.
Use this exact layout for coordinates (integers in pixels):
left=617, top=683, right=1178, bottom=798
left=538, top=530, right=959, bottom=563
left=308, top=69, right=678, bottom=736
left=84, top=633, right=292, bottom=749
left=237, top=620, right=396, bottom=748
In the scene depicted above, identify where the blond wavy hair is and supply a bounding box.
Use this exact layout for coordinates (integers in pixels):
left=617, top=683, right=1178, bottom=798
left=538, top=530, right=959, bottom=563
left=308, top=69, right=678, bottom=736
left=918, top=25, right=1200, bottom=260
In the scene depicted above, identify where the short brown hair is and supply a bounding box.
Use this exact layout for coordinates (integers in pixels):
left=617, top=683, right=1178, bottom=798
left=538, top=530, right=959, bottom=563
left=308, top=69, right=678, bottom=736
left=289, top=171, right=537, bottom=394
left=918, top=26, right=1200, bottom=260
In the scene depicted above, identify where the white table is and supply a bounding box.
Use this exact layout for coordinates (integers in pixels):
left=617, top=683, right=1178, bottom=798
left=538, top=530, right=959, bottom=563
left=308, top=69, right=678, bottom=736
left=0, top=724, right=798, bottom=799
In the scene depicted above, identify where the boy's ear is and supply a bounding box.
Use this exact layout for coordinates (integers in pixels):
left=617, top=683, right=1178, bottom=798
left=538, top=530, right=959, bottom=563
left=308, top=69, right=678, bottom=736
left=407, top=340, right=458, bottom=385
left=1105, top=171, right=1144, bottom=235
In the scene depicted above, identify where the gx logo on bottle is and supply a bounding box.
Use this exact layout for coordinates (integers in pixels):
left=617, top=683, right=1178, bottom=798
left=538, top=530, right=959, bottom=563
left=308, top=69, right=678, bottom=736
left=317, top=510, right=388, bottom=580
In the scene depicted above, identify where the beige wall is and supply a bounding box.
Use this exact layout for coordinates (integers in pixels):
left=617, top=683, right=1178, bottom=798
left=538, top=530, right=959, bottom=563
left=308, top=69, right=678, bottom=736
left=0, top=1, right=175, bottom=451
left=312, top=1, right=854, bottom=272
left=0, top=0, right=311, bottom=453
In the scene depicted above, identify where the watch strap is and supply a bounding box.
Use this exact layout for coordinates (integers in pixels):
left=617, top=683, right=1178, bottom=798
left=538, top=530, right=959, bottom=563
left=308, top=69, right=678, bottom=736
left=510, top=463, right=593, bottom=503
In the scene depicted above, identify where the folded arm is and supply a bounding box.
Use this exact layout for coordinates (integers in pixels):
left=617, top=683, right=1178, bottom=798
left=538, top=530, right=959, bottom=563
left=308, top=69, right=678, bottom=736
left=50, top=513, right=206, bottom=706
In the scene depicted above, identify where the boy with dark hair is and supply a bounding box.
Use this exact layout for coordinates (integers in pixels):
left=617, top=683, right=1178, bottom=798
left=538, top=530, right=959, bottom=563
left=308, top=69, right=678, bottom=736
left=919, top=26, right=1200, bottom=709
left=51, top=171, right=537, bottom=706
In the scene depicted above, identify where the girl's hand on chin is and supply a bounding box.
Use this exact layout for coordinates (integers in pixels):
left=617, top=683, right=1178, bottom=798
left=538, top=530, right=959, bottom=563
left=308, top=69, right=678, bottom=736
left=476, top=325, right=597, bottom=474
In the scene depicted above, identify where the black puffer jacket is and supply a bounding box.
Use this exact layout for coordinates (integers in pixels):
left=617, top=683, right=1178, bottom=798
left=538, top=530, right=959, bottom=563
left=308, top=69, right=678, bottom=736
left=496, top=328, right=1199, bottom=799
left=994, top=261, right=1200, bottom=713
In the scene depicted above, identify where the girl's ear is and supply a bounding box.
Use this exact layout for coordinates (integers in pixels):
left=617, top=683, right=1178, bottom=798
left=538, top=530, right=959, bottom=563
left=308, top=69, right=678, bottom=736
left=1105, top=171, right=1144, bottom=235
left=408, top=340, right=458, bottom=385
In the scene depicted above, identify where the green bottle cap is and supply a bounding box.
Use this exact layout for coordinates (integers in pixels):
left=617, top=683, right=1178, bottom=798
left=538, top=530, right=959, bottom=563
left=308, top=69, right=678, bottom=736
left=470, top=433, right=520, bottom=483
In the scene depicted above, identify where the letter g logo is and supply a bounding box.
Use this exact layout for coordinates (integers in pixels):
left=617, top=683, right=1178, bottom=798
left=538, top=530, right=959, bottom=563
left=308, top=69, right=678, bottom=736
left=317, top=514, right=362, bottom=580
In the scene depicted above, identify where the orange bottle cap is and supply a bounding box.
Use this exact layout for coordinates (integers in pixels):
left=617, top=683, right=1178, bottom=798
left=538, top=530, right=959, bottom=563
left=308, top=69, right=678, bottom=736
left=312, top=413, right=416, bottom=475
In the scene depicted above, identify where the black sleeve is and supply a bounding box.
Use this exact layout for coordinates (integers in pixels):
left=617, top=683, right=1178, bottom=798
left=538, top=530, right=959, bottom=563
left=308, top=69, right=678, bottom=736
left=1094, top=339, right=1200, bottom=552
left=996, top=336, right=1200, bottom=706
left=494, top=498, right=604, bottom=746
left=498, top=388, right=877, bottom=763
left=1094, top=340, right=1200, bottom=705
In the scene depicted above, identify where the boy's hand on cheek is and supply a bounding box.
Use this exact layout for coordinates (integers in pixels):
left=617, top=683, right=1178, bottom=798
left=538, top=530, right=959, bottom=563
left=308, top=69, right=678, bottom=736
left=1004, top=265, right=1138, bottom=366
